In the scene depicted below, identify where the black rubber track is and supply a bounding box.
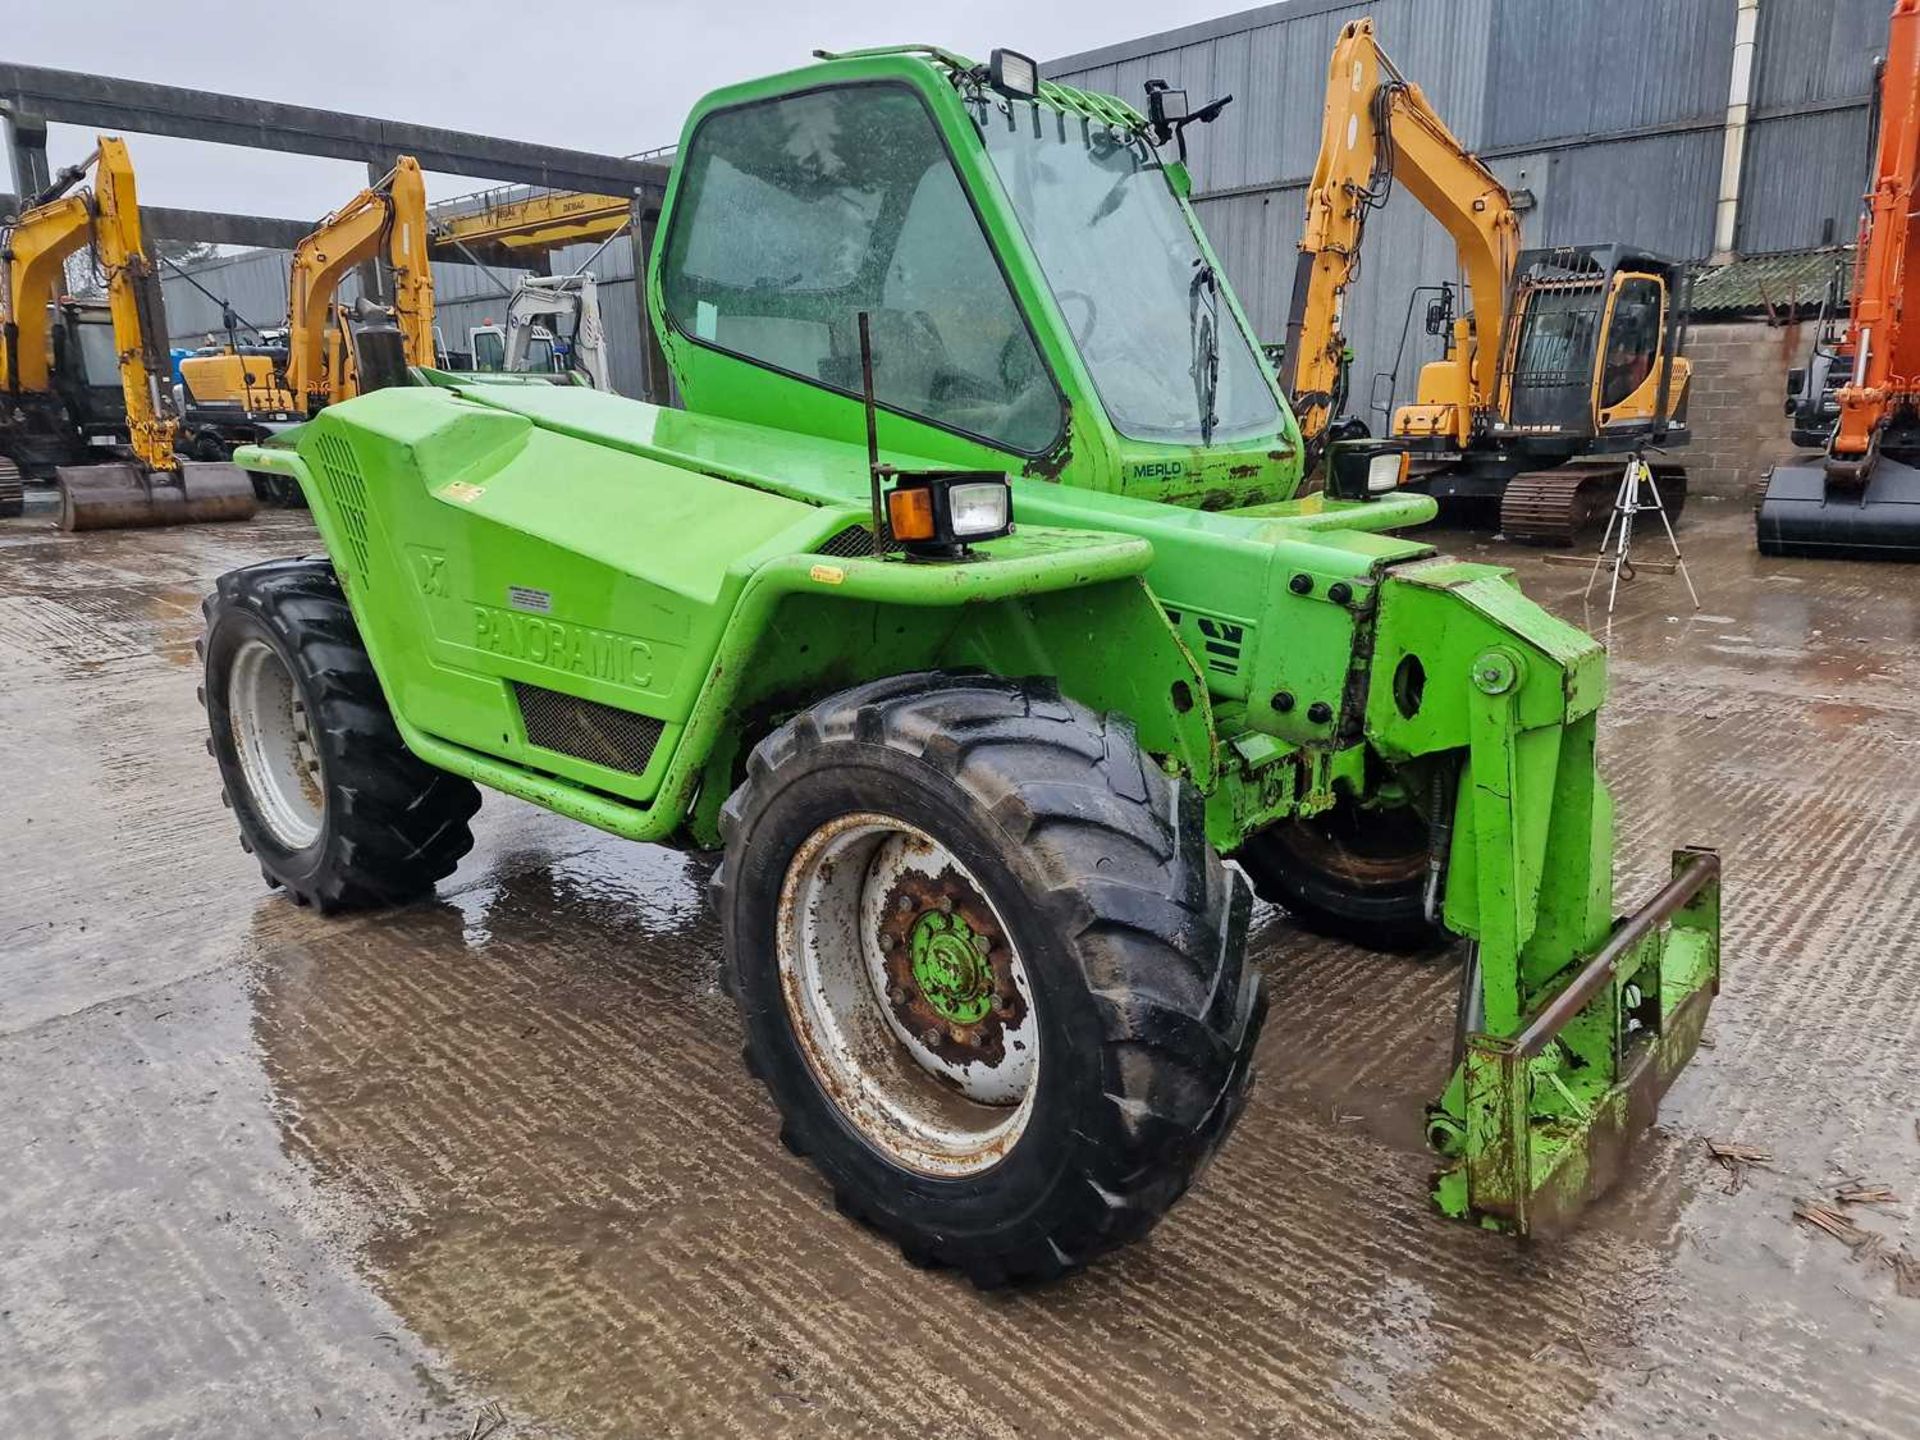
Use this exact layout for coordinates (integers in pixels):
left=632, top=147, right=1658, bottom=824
left=712, top=671, right=1267, bottom=1287
left=199, top=557, right=480, bottom=911
left=1237, top=804, right=1446, bottom=952
left=0, top=458, right=24, bottom=519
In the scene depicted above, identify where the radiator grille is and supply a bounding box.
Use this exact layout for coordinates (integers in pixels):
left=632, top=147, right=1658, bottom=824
left=816, top=523, right=902, bottom=558
left=312, top=432, right=373, bottom=582
left=513, top=683, right=665, bottom=775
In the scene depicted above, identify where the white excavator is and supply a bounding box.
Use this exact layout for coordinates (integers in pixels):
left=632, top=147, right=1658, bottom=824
left=467, top=271, right=612, bottom=391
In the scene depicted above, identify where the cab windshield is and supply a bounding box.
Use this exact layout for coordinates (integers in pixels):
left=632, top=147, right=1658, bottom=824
left=974, top=97, right=1281, bottom=446
left=74, top=318, right=122, bottom=388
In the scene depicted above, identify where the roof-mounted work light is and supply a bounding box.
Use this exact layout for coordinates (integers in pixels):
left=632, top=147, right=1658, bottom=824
left=989, top=48, right=1039, bottom=99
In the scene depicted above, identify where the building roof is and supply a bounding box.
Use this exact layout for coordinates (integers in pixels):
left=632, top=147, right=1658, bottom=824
left=1690, top=248, right=1853, bottom=321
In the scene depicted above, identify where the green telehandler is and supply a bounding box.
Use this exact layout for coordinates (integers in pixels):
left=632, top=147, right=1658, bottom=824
left=202, top=45, right=1722, bottom=1285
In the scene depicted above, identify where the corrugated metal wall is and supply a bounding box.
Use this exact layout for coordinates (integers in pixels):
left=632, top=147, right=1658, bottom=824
left=160, top=0, right=1881, bottom=417
left=1050, top=0, right=1878, bottom=415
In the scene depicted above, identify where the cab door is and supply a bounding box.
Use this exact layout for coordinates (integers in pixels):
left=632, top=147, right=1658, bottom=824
left=1594, top=273, right=1669, bottom=429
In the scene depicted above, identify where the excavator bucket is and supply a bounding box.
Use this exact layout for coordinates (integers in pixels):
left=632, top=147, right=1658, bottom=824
left=1756, top=458, right=1920, bottom=560
left=56, top=460, right=258, bottom=533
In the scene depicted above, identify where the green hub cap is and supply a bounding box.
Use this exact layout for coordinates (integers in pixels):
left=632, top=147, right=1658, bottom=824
left=909, top=910, right=994, bottom=1024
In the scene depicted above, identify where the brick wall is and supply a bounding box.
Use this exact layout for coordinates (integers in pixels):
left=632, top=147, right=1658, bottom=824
left=1681, top=318, right=1814, bottom=500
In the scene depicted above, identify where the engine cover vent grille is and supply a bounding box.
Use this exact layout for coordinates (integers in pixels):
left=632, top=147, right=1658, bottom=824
left=312, top=432, right=373, bottom=582
left=513, top=682, right=664, bottom=776
left=816, top=524, right=903, bottom=558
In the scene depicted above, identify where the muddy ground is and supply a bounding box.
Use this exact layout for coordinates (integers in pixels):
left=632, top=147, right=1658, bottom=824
left=1, top=493, right=1915, bottom=1439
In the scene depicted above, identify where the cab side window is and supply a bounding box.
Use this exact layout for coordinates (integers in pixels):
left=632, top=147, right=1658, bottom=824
left=661, top=84, right=1063, bottom=454
left=1601, top=277, right=1663, bottom=409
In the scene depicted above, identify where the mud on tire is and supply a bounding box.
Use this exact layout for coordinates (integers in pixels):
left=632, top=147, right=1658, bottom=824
left=199, top=557, right=480, bottom=911
left=712, top=671, right=1267, bottom=1286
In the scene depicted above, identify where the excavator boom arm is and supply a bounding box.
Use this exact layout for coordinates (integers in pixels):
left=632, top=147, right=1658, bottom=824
left=1284, top=19, right=1521, bottom=448
left=1, top=193, right=91, bottom=395
left=1833, top=0, right=1920, bottom=466
left=90, top=138, right=178, bottom=471
left=1, top=139, right=177, bottom=471
left=286, top=157, right=436, bottom=406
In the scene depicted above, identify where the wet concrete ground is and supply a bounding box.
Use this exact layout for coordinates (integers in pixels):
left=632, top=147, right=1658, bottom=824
left=2, top=492, right=1916, bottom=1439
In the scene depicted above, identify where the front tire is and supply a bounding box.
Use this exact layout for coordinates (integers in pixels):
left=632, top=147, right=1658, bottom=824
left=200, top=558, right=480, bottom=911
left=713, top=673, right=1265, bottom=1286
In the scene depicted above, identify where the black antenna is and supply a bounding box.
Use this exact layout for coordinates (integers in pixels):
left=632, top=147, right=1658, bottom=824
left=858, top=311, right=888, bottom=558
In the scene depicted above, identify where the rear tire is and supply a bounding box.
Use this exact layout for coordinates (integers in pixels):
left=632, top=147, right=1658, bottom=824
left=1237, top=800, right=1446, bottom=952
left=713, top=672, right=1266, bottom=1286
left=249, top=471, right=308, bottom=508
left=200, top=558, right=480, bottom=911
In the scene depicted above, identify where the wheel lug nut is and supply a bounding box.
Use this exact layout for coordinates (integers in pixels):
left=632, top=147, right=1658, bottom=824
left=948, top=1024, right=969, bottom=1045
left=880, top=931, right=897, bottom=951
left=895, top=894, right=914, bottom=914
left=973, top=934, right=990, bottom=954
left=937, top=895, right=953, bottom=915
left=920, top=1026, right=944, bottom=1048
left=886, top=984, right=908, bottom=1005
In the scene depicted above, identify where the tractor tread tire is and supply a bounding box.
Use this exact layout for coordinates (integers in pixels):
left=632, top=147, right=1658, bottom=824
left=201, top=557, right=479, bottom=912
left=1238, top=813, right=1446, bottom=953
left=712, top=671, right=1266, bottom=1287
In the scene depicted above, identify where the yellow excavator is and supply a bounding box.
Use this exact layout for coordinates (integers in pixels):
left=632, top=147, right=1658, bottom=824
left=1, top=136, right=255, bottom=529
left=177, top=158, right=435, bottom=502
left=175, top=328, right=302, bottom=462
left=1282, top=19, right=1694, bottom=543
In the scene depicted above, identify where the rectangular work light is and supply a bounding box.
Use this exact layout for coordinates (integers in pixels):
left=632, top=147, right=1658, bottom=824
left=885, top=471, right=1015, bottom=557
left=990, top=49, right=1039, bottom=99
left=1325, top=441, right=1411, bottom=502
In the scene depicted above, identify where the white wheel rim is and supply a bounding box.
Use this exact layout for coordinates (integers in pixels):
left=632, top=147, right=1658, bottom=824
left=776, top=812, right=1040, bottom=1176
left=228, top=636, right=325, bottom=851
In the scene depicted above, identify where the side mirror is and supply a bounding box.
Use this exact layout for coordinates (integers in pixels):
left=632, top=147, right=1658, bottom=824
left=1425, top=300, right=1450, bottom=337
left=1326, top=441, right=1411, bottom=502
left=1144, top=79, right=1231, bottom=154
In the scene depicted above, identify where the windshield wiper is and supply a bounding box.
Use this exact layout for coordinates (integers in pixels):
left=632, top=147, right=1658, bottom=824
left=1189, top=257, right=1221, bottom=446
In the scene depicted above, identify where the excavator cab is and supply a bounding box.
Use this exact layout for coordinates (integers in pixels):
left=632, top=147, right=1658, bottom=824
left=49, top=300, right=126, bottom=428
left=1496, top=245, right=1690, bottom=449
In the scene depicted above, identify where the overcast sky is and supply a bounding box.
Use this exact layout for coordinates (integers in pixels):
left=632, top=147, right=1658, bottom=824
left=12, top=0, right=1213, bottom=221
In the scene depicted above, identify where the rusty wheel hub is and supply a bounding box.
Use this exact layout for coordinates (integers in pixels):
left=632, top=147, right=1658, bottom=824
left=776, top=813, right=1038, bottom=1175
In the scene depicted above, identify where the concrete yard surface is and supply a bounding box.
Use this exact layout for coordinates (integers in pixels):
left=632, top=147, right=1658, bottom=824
left=1, top=495, right=1916, bottom=1438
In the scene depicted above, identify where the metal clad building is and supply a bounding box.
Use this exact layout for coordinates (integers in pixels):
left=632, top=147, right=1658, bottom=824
left=159, top=2, right=1881, bottom=417
left=1049, top=0, right=1878, bottom=422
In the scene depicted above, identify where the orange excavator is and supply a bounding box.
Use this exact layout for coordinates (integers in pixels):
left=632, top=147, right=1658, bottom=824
left=1758, top=0, right=1920, bottom=559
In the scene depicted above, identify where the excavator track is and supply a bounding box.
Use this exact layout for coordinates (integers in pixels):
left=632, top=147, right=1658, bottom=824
left=0, top=458, right=24, bottom=519
left=1499, top=463, right=1688, bottom=547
